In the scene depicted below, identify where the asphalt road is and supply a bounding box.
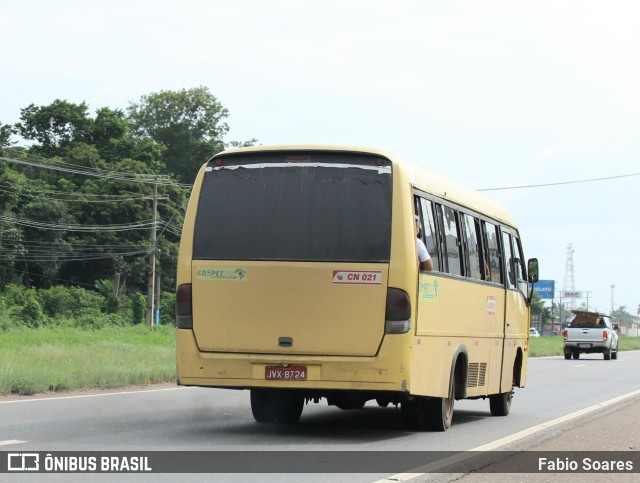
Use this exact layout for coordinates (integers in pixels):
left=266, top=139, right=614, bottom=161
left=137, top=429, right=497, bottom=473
left=2, top=350, right=639, bottom=482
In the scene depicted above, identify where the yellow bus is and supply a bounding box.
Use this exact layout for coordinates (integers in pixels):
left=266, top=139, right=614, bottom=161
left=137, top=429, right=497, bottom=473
left=175, top=145, right=539, bottom=431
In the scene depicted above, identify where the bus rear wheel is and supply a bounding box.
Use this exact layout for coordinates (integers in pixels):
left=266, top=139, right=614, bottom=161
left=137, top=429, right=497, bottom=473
left=250, top=389, right=303, bottom=424
left=426, top=367, right=458, bottom=431
left=425, top=394, right=454, bottom=431
left=401, top=384, right=455, bottom=432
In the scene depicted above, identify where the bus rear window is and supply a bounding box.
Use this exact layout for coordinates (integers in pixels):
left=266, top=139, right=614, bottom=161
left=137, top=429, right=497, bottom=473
left=193, top=153, right=392, bottom=262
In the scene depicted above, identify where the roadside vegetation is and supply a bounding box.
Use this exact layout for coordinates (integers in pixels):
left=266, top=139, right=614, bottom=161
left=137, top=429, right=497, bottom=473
left=0, top=325, right=175, bottom=396
left=0, top=284, right=176, bottom=395
left=528, top=334, right=640, bottom=357
left=3, top=319, right=640, bottom=396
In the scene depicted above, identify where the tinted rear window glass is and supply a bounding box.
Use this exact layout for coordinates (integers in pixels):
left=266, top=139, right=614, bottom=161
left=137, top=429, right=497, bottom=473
left=193, top=152, right=392, bottom=262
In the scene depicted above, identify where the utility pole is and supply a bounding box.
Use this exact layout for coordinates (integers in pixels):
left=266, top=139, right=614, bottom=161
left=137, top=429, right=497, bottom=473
left=558, top=292, right=563, bottom=334
left=146, top=182, right=158, bottom=327
left=144, top=178, right=169, bottom=327
left=155, top=272, right=161, bottom=326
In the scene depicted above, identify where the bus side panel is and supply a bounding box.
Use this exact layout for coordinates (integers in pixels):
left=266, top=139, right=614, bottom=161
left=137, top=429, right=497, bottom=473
left=412, top=274, right=506, bottom=397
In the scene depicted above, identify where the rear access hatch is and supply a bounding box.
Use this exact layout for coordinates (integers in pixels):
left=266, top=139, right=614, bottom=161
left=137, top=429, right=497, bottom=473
left=190, top=150, right=393, bottom=357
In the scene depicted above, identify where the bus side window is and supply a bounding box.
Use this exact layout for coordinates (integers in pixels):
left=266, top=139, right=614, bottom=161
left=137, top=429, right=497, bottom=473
left=419, top=197, right=440, bottom=271
left=439, top=204, right=463, bottom=276
left=513, top=234, right=528, bottom=294
left=501, top=230, right=516, bottom=290
left=483, top=221, right=503, bottom=284
left=462, top=213, right=482, bottom=280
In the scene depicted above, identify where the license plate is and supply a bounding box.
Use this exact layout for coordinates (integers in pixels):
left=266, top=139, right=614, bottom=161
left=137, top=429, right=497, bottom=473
left=265, top=366, right=307, bottom=381
left=578, top=343, right=591, bottom=348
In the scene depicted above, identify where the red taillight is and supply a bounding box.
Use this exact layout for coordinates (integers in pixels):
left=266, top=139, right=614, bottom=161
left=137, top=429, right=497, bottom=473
left=176, top=284, right=193, bottom=329
left=603, top=331, right=608, bottom=341
left=563, top=330, right=568, bottom=340
left=385, top=288, right=411, bottom=334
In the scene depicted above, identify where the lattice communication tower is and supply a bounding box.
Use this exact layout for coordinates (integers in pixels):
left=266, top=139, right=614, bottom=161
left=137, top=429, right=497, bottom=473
left=563, top=243, right=576, bottom=309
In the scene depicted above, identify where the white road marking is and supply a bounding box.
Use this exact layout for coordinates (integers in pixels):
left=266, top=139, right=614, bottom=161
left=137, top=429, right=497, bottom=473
left=377, top=388, right=640, bottom=481
left=0, top=386, right=191, bottom=404
left=0, top=440, right=27, bottom=446
left=0, top=387, right=194, bottom=449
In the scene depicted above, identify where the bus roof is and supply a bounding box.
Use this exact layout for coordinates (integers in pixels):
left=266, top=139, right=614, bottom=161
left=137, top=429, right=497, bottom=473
left=211, top=144, right=516, bottom=227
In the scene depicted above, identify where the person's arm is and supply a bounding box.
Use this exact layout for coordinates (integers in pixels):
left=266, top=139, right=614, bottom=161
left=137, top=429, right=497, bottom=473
left=420, top=259, right=433, bottom=271
left=416, top=238, right=432, bottom=272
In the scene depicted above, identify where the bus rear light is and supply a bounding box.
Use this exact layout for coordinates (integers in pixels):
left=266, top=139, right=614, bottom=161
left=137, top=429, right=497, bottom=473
left=176, top=283, right=193, bottom=329
left=385, top=288, right=411, bottom=334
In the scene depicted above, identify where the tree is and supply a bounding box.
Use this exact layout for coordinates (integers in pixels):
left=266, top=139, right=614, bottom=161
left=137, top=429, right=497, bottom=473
left=91, top=107, right=166, bottom=167
left=13, top=194, right=73, bottom=288
left=529, top=292, right=552, bottom=329
left=15, top=100, right=93, bottom=157
left=0, top=122, right=15, bottom=149
left=1, top=87, right=248, bottom=296
left=611, top=306, right=637, bottom=326
left=127, top=86, right=230, bottom=182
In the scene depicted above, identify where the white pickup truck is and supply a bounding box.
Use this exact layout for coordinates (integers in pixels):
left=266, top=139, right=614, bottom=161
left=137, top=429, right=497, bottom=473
left=563, top=310, right=619, bottom=360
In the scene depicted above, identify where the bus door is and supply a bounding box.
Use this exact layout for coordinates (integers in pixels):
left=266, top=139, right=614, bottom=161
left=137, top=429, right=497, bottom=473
left=500, top=229, right=529, bottom=391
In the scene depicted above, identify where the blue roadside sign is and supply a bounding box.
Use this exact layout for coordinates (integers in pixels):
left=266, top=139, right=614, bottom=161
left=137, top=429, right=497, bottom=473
left=533, top=279, right=555, bottom=299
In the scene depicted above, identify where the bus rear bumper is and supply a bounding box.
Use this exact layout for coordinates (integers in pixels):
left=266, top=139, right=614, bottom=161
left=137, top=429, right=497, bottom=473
left=176, top=329, right=409, bottom=393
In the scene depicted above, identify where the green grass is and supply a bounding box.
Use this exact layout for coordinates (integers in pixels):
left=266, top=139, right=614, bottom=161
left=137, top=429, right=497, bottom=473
left=1, top=325, right=639, bottom=397
left=528, top=335, right=640, bottom=357
left=0, top=325, right=175, bottom=395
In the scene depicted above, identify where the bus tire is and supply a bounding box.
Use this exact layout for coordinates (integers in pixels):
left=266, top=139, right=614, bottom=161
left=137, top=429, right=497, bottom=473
left=425, top=371, right=456, bottom=432
left=400, top=397, right=430, bottom=430
left=250, top=389, right=303, bottom=424
left=425, top=394, right=454, bottom=431
left=489, top=391, right=512, bottom=416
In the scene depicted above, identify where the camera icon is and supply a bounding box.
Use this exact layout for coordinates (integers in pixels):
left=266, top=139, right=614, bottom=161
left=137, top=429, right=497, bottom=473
left=8, top=453, right=40, bottom=472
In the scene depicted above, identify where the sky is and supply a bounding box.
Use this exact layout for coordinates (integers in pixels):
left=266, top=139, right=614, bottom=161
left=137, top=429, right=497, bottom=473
left=1, top=0, right=639, bottom=316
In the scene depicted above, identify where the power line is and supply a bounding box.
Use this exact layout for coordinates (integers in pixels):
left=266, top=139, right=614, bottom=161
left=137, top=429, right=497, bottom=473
left=0, top=238, right=148, bottom=249
left=0, top=182, right=187, bottom=213
left=0, top=184, right=154, bottom=203
left=0, top=214, right=156, bottom=232
left=0, top=155, right=177, bottom=186
left=0, top=250, right=149, bottom=262
left=478, top=172, right=640, bottom=192
left=7, top=148, right=635, bottom=193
